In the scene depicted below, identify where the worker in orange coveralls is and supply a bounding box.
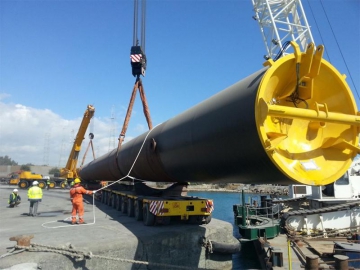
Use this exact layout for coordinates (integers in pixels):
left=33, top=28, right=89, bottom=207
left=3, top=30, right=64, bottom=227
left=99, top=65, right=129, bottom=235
left=69, top=178, right=96, bottom=224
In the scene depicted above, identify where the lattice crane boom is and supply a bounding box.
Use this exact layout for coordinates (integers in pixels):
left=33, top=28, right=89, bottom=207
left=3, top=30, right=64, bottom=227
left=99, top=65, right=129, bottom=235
left=251, top=0, right=315, bottom=60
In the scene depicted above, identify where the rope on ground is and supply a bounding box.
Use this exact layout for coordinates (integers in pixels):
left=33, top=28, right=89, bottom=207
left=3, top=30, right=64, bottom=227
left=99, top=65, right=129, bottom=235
left=0, top=248, right=25, bottom=259
left=13, top=243, right=204, bottom=270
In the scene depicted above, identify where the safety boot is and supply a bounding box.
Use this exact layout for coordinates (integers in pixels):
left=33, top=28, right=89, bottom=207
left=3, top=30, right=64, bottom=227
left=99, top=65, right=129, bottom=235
left=71, top=217, right=77, bottom=225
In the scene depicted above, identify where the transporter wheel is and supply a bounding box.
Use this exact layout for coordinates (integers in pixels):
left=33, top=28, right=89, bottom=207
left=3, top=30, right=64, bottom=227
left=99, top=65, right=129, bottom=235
left=115, top=195, right=122, bottom=211
left=18, top=180, right=29, bottom=189
left=187, top=215, right=203, bottom=225
left=127, top=198, right=135, bottom=217
left=203, top=214, right=212, bottom=224
left=111, top=193, right=117, bottom=208
left=101, top=191, right=106, bottom=204
left=143, top=204, right=155, bottom=226
left=107, top=193, right=112, bottom=207
left=134, top=200, right=143, bottom=221
left=121, top=197, right=128, bottom=214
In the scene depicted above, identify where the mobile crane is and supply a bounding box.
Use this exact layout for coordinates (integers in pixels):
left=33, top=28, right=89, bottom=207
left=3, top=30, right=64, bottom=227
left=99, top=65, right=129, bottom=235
left=52, top=104, right=95, bottom=188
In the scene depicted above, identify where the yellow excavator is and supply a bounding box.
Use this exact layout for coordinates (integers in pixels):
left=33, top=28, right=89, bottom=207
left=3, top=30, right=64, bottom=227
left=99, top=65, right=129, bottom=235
left=52, top=104, right=95, bottom=188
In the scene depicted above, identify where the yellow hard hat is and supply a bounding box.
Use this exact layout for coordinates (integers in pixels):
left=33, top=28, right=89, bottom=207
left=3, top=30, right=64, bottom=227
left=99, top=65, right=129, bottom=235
left=74, top=178, right=81, bottom=184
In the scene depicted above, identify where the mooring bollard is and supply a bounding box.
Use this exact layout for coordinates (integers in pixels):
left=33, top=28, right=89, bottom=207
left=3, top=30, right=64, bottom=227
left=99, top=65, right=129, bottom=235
left=334, top=254, right=349, bottom=270
left=305, top=255, right=319, bottom=270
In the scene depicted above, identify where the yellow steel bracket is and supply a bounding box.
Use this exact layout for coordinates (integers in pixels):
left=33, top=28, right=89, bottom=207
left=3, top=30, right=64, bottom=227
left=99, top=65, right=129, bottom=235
left=291, top=42, right=324, bottom=101
left=290, top=41, right=302, bottom=64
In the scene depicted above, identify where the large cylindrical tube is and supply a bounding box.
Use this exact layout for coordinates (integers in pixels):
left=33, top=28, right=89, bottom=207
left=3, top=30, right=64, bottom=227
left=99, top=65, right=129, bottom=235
left=80, top=45, right=359, bottom=186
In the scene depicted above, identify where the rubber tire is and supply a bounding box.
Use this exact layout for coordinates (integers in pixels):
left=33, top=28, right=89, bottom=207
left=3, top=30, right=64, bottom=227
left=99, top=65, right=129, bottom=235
left=143, top=204, right=155, bottom=226
left=188, top=215, right=203, bottom=225
left=38, top=181, right=46, bottom=189
left=60, top=181, right=67, bottom=189
left=203, top=214, right=212, bottom=224
left=107, top=193, right=112, bottom=206
left=49, top=181, right=56, bottom=188
left=101, top=191, right=106, bottom=204
left=127, top=198, right=135, bottom=217
left=121, top=198, right=128, bottom=214
left=18, top=181, right=29, bottom=189
left=115, top=195, right=122, bottom=211
left=112, top=194, right=117, bottom=209
left=134, top=200, right=143, bottom=221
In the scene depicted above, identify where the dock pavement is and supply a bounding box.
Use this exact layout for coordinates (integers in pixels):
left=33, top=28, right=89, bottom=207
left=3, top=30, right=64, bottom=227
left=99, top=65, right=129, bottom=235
left=0, top=186, right=238, bottom=270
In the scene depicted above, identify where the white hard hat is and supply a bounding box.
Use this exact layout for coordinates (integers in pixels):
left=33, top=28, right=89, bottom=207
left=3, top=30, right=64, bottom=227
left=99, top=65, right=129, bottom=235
left=33, top=181, right=39, bottom=185
left=13, top=189, right=18, bottom=192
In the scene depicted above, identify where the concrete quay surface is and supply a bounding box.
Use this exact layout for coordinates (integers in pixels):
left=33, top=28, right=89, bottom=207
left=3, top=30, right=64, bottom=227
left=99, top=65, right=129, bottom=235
left=0, top=186, right=238, bottom=270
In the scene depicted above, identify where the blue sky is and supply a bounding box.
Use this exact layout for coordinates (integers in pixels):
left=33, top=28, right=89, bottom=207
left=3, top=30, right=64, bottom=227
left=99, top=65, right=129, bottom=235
left=0, top=0, right=359, bottom=167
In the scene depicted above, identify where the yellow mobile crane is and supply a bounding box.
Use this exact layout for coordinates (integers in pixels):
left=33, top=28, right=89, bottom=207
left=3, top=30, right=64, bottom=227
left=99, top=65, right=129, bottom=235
left=52, top=104, right=95, bottom=188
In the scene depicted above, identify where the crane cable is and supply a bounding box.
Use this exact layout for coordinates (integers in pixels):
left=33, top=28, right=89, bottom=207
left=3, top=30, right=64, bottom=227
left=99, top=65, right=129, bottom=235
left=133, top=0, right=146, bottom=49
left=307, top=0, right=359, bottom=100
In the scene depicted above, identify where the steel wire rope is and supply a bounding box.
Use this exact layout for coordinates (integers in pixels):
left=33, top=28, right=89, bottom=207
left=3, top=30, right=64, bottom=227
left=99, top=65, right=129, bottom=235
left=305, top=0, right=330, bottom=61
left=41, top=123, right=161, bottom=229
left=318, top=0, right=359, bottom=99
left=307, top=0, right=359, bottom=100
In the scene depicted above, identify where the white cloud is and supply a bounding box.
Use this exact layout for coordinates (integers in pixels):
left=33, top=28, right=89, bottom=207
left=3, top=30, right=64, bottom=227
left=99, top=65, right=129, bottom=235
left=0, top=102, right=123, bottom=167
left=0, top=93, right=11, bottom=101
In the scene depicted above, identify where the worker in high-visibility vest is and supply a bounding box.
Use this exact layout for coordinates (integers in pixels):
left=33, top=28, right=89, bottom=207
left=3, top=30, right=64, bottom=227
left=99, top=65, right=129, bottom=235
left=28, top=181, right=43, bottom=216
left=69, top=178, right=96, bottom=224
left=8, top=189, right=21, bottom=208
left=46, top=178, right=51, bottom=190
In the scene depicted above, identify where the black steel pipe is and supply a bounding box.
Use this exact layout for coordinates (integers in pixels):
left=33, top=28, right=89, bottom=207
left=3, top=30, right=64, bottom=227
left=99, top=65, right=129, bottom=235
left=79, top=47, right=360, bottom=186
left=80, top=68, right=291, bottom=184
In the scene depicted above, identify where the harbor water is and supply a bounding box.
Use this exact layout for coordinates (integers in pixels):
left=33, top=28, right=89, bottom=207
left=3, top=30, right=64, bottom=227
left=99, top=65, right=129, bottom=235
left=189, top=191, right=268, bottom=269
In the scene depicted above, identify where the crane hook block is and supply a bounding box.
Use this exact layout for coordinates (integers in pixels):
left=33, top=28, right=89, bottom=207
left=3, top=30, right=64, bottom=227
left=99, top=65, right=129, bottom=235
left=130, top=46, right=147, bottom=77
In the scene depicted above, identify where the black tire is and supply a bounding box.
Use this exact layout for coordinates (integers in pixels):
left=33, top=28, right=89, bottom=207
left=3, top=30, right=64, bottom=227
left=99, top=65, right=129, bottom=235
left=38, top=181, right=46, bottom=189
left=49, top=181, right=56, bottom=188
left=115, top=195, right=122, bottom=211
left=143, top=204, right=155, bottom=226
left=107, top=193, right=112, bottom=206
left=121, top=197, right=128, bottom=214
left=18, top=180, right=29, bottom=189
left=60, top=181, right=67, bottom=189
left=134, top=200, right=143, bottom=221
left=111, top=193, right=117, bottom=208
left=203, top=214, right=212, bottom=224
left=101, top=191, right=106, bottom=204
left=127, top=198, right=135, bottom=217
left=188, top=215, right=203, bottom=225
left=118, top=196, right=123, bottom=211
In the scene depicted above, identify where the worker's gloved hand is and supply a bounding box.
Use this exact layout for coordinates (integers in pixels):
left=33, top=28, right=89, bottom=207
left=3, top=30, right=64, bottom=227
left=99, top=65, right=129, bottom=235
left=92, top=190, right=97, bottom=194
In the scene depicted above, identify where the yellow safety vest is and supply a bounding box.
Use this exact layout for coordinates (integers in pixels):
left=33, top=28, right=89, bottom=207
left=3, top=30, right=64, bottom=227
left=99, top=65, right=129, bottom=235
left=28, top=186, right=43, bottom=199
left=8, top=193, right=18, bottom=203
